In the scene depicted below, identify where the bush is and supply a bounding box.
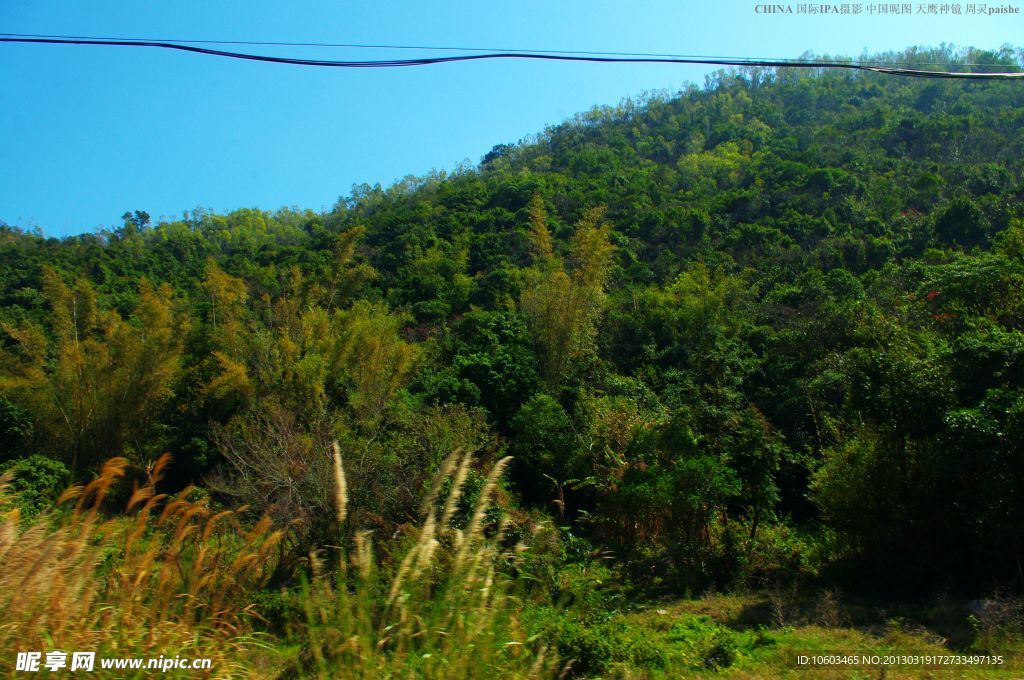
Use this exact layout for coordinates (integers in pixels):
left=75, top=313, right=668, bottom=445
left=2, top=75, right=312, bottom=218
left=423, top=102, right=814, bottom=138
left=968, top=593, right=1024, bottom=653
left=731, top=520, right=832, bottom=586
left=0, top=454, right=69, bottom=519
left=553, top=561, right=625, bottom=621
left=0, top=398, right=33, bottom=462
left=527, top=607, right=665, bottom=676
left=666, top=615, right=739, bottom=670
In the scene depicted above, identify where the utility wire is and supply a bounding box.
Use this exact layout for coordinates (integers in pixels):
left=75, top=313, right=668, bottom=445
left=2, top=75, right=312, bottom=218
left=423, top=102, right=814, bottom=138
left=12, top=32, right=779, bottom=58
left=0, top=32, right=1015, bottom=68
left=1, top=35, right=1021, bottom=79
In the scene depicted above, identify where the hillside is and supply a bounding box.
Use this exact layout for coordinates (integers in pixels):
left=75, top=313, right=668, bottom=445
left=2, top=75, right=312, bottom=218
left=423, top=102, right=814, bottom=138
left=1, top=45, right=1023, bottom=676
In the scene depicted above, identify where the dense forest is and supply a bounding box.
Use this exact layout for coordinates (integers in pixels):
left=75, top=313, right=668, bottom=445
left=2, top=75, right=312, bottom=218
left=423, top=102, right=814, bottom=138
left=2, top=45, right=1023, bottom=677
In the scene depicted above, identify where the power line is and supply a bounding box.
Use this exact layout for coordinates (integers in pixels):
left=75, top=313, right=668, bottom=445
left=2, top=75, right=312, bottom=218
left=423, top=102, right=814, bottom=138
left=0, top=32, right=1014, bottom=68
left=11, top=32, right=778, bottom=58
left=1, top=35, right=1021, bottom=79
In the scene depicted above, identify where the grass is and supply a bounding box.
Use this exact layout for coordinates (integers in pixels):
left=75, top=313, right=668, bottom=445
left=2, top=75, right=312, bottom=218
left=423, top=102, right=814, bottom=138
left=3, top=450, right=1022, bottom=678
left=0, top=447, right=552, bottom=678
left=0, top=454, right=283, bottom=678
left=285, top=447, right=553, bottom=678
left=540, top=591, right=1024, bottom=679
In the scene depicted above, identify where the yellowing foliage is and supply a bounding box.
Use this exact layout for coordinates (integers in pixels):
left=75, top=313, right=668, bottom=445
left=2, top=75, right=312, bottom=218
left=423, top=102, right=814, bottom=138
left=0, top=269, right=188, bottom=471
left=335, top=300, right=419, bottom=425
left=203, top=257, right=248, bottom=353
left=521, top=207, right=614, bottom=388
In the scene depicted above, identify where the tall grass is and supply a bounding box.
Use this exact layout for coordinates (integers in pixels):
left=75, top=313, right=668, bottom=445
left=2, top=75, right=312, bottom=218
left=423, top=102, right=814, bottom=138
left=291, top=447, right=554, bottom=678
left=0, top=447, right=553, bottom=678
left=0, top=454, right=283, bottom=677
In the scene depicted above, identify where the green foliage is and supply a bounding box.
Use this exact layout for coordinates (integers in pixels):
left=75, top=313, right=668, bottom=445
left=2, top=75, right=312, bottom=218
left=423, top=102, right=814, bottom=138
left=526, top=606, right=666, bottom=676
left=417, top=310, right=540, bottom=421
left=665, top=615, right=739, bottom=670
left=510, top=394, right=577, bottom=487
left=0, top=397, right=33, bottom=463
left=0, top=454, right=69, bottom=519
left=1, top=45, right=1023, bottom=607
left=935, top=196, right=993, bottom=248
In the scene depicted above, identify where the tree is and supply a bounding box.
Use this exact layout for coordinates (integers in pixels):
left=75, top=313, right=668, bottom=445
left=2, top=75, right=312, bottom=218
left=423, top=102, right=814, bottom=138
left=520, top=206, right=614, bottom=388
left=202, top=257, right=248, bottom=353
left=334, top=300, right=419, bottom=426
left=934, top=196, right=992, bottom=249
left=0, top=269, right=187, bottom=472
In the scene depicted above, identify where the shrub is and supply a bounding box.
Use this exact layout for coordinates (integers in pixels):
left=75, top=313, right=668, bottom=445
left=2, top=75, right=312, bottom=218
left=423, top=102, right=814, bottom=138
left=0, top=454, right=69, bottom=519
left=666, top=615, right=739, bottom=670
left=526, top=607, right=665, bottom=677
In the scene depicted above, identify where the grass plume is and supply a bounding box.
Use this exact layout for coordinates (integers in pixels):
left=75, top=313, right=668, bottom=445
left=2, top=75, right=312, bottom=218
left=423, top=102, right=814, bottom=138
left=0, top=445, right=550, bottom=678
left=0, top=454, right=282, bottom=677
left=331, top=441, right=347, bottom=526
left=292, top=444, right=551, bottom=679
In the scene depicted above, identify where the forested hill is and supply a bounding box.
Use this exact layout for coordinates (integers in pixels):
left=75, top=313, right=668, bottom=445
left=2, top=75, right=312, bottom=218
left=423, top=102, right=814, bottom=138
left=2, top=45, right=1023, bottom=597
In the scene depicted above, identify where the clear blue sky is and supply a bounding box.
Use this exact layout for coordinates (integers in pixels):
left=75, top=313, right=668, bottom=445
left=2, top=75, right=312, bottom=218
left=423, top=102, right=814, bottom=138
left=1, top=0, right=1020, bottom=236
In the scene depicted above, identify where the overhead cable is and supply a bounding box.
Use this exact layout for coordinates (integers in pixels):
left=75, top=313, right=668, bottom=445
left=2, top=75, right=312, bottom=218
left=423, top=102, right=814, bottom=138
left=0, top=32, right=1011, bottom=67
left=1, top=35, right=1021, bottom=79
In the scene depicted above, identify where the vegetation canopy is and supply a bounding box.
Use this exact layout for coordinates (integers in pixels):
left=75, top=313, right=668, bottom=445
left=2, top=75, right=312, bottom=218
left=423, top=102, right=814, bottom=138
left=2, top=45, right=1024, bottom=677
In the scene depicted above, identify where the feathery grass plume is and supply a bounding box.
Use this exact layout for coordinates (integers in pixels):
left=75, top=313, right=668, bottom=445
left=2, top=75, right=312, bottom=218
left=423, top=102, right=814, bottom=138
left=308, top=548, right=325, bottom=581
left=455, top=456, right=513, bottom=568
left=385, top=538, right=420, bottom=607
left=0, top=456, right=282, bottom=677
left=353, top=529, right=374, bottom=580
left=75, top=456, right=129, bottom=513
left=292, top=448, right=552, bottom=678
left=420, top=446, right=462, bottom=518
left=529, top=644, right=550, bottom=678
left=331, top=441, right=347, bottom=526
left=440, top=447, right=474, bottom=526
left=409, top=512, right=440, bottom=583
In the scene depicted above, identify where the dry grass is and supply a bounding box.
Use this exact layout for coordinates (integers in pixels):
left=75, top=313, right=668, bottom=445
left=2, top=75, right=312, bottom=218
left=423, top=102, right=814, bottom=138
left=0, top=454, right=283, bottom=677
left=0, top=446, right=550, bottom=678
left=294, top=448, right=553, bottom=679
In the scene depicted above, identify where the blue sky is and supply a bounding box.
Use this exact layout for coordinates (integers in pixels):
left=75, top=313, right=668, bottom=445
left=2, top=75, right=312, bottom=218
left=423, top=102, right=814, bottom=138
left=1, top=1, right=1021, bottom=236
